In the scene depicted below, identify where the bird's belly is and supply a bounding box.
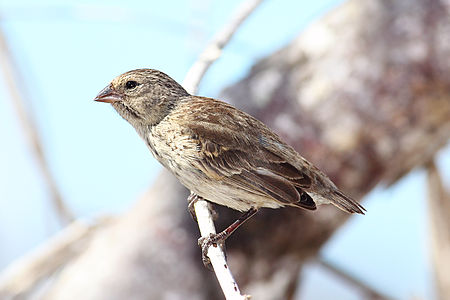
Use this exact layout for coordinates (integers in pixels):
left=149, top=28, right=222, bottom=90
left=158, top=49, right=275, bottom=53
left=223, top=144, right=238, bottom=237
left=154, top=152, right=283, bottom=211
left=175, top=168, right=283, bottom=212
left=145, top=131, right=282, bottom=211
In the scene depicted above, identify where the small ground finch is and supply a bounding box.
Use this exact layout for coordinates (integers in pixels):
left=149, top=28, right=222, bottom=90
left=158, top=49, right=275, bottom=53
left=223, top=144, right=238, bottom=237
left=95, top=69, right=365, bottom=264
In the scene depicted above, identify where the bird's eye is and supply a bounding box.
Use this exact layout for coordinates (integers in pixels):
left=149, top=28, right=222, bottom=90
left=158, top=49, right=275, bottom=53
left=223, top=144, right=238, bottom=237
left=125, top=80, right=138, bottom=89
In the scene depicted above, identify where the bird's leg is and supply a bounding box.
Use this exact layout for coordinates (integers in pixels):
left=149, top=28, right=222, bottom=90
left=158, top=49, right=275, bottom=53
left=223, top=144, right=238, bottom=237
left=198, top=207, right=258, bottom=267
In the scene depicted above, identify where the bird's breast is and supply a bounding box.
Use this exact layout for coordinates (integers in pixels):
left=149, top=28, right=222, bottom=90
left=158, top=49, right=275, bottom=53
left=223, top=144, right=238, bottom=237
left=146, top=124, right=199, bottom=175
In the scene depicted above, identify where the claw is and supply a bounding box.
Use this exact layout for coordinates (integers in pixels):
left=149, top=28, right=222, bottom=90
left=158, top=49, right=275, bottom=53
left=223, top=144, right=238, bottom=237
left=195, top=208, right=258, bottom=269
left=198, top=233, right=225, bottom=270
left=188, top=193, right=218, bottom=223
left=187, top=192, right=200, bottom=221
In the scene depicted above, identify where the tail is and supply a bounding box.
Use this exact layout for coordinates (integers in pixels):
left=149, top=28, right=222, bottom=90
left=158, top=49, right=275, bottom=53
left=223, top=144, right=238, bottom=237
left=329, top=190, right=366, bottom=214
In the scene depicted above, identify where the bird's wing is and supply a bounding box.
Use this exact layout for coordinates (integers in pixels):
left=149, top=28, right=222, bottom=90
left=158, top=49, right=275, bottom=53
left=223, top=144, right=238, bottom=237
left=174, top=97, right=316, bottom=210
left=193, top=137, right=316, bottom=210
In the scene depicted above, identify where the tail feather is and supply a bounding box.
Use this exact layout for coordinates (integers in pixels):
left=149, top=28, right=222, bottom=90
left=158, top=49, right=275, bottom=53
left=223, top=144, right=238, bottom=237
left=330, top=190, right=366, bottom=214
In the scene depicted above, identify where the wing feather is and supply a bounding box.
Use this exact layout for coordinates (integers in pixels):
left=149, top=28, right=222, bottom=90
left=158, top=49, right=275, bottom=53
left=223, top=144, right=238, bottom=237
left=173, top=96, right=362, bottom=213
left=190, top=134, right=315, bottom=210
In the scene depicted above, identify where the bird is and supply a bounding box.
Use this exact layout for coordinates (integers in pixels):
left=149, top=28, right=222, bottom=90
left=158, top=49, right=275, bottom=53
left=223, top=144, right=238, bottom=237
left=94, top=68, right=365, bottom=265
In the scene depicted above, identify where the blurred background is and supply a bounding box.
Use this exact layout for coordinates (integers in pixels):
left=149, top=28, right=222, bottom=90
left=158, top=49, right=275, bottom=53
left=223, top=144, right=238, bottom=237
left=0, top=0, right=449, bottom=299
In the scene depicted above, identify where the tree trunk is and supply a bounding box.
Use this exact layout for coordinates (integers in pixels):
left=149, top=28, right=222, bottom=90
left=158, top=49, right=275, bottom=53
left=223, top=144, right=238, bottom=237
left=219, top=0, right=450, bottom=291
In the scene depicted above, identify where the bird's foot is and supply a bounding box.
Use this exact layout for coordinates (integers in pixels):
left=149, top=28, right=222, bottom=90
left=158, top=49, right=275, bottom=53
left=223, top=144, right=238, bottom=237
left=187, top=192, right=200, bottom=221
left=188, top=193, right=218, bottom=222
left=198, top=232, right=226, bottom=269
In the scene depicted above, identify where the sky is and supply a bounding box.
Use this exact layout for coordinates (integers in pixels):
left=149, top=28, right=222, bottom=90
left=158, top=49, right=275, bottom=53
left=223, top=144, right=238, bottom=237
left=0, top=1, right=449, bottom=299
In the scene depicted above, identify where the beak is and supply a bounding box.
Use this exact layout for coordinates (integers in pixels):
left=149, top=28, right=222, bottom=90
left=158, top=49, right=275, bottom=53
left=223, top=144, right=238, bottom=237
left=94, top=84, right=122, bottom=103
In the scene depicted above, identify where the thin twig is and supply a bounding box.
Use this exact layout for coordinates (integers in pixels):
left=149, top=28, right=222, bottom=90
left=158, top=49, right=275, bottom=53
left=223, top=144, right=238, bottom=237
left=194, top=200, right=246, bottom=300
left=182, top=0, right=263, bottom=95
left=316, top=257, right=395, bottom=300
left=181, top=0, right=264, bottom=299
left=0, top=25, right=74, bottom=224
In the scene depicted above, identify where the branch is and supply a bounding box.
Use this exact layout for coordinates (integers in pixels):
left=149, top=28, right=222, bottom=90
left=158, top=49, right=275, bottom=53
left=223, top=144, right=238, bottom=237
left=194, top=200, right=248, bottom=300
left=181, top=0, right=263, bottom=298
left=316, top=258, right=395, bottom=300
left=0, top=219, right=109, bottom=298
left=182, top=0, right=263, bottom=95
left=426, top=161, right=450, bottom=300
left=0, top=25, right=74, bottom=225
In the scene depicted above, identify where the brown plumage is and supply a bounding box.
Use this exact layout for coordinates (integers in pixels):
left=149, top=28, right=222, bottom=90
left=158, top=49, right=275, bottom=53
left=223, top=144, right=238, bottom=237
left=94, top=69, right=365, bottom=263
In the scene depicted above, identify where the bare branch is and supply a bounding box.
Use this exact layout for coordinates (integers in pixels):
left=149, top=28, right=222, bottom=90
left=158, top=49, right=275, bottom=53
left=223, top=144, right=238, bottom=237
left=194, top=200, right=248, bottom=300
left=426, top=161, right=450, bottom=300
left=0, top=219, right=110, bottom=299
left=182, top=0, right=263, bottom=95
left=316, top=258, right=396, bottom=300
left=0, top=25, right=74, bottom=224
left=181, top=0, right=264, bottom=298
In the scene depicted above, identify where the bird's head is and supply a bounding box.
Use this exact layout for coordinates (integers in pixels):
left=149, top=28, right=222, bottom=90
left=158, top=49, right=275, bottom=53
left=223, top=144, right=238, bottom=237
left=94, top=69, right=189, bottom=127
